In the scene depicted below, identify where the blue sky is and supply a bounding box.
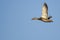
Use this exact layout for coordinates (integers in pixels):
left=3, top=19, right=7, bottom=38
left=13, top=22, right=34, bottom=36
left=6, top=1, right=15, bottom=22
left=0, top=0, right=60, bottom=40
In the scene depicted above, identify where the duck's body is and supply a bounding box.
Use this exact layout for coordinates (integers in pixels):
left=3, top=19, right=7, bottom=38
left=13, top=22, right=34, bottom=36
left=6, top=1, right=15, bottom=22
left=32, top=16, right=53, bottom=22
left=32, top=2, right=53, bottom=22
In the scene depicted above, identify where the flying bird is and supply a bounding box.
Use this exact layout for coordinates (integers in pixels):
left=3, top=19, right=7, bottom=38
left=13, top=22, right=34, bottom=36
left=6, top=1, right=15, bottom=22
left=32, top=2, right=53, bottom=22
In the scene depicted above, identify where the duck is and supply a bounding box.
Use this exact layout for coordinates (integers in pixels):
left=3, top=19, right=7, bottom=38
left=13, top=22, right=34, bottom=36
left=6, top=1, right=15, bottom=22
left=32, top=2, right=53, bottom=22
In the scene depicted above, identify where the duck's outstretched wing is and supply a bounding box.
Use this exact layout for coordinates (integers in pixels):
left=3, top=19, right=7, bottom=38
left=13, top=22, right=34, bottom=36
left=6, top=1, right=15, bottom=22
left=41, top=2, right=48, bottom=19
left=48, top=16, right=52, bottom=19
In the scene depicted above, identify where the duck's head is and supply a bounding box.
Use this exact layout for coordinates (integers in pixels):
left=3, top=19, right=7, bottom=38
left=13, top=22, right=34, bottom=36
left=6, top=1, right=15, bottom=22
left=32, top=17, right=42, bottom=20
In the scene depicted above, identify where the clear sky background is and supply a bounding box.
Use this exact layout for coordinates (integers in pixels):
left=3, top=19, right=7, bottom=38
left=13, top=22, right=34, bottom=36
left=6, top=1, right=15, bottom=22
left=0, top=0, right=60, bottom=40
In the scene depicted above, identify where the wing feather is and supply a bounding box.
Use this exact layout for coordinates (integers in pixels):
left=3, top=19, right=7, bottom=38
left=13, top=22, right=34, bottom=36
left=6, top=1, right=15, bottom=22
left=41, top=3, right=48, bottom=19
